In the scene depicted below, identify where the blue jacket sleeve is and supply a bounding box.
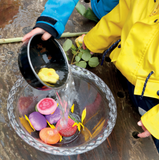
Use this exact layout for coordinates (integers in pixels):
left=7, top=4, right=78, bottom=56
left=34, top=0, right=79, bottom=38
left=91, top=0, right=119, bottom=19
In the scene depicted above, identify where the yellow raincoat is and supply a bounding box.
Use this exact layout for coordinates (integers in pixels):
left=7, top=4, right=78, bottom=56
left=84, top=0, right=159, bottom=139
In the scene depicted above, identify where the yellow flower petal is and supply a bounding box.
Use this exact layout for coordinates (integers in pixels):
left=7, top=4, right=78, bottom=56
left=81, top=108, right=86, bottom=123
left=71, top=104, right=75, bottom=113
left=47, top=120, right=55, bottom=129
left=77, top=124, right=81, bottom=132
left=19, top=116, right=34, bottom=133
left=59, top=135, right=63, bottom=142
left=72, top=122, right=78, bottom=127
left=24, top=115, right=35, bottom=131
left=80, top=123, right=84, bottom=129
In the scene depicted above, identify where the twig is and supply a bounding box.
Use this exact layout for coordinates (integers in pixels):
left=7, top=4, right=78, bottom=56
left=71, top=45, right=83, bottom=64
left=61, top=32, right=88, bottom=38
left=0, top=32, right=88, bottom=44
left=0, top=37, right=22, bottom=44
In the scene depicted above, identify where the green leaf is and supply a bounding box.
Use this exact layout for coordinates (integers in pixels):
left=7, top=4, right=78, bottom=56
left=81, top=50, right=91, bottom=61
left=71, top=44, right=77, bottom=51
left=78, top=52, right=83, bottom=58
left=75, top=2, right=99, bottom=23
left=75, top=56, right=81, bottom=62
left=77, top=43, right=82, bottom=50
left=84, top=8, right=99, bottom=23
left=76, top=61, right=87, bottom=68
left=75, top=2, right=87, bottom=16
left=88, top=57, right=99, bottom=67
left=63, top=39, right=72, bottom=52
left=71, top=49, right=77, bottom=55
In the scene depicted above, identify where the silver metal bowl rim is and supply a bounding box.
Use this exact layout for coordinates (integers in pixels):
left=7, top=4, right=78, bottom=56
left=27, top=33, right=70, bottom=90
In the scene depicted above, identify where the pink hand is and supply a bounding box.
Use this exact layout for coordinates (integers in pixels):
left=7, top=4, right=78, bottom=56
left=82, top=41, right=94, bottom=55
left=82, top=41, right=87, bottom=50
left=137, top=120, right=151, bottom=138
left=22, top=27, right=51, bottom=43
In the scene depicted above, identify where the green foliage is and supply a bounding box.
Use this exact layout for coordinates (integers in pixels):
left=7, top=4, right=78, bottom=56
left=76, top=61, right=87, bottom=68
left=75, top=2, right=99, bottom=23
left=88, top=57, right=99, bottom=67
left=78, top=52, right=83, bottom=58
left=81, top=49, right=91, bottom=61
left=75, top=56, right=81, bottom=62
left=62, top=39, right=73, bottom=60
left=75, top=2, right=86, bottom=16
left=84, top=8, right=99, bottom=23
left=62, top=39, right=100, bottom=69
left=63, top=39, right=72, bottom=51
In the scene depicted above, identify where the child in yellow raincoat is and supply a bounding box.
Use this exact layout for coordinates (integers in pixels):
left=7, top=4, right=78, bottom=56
left=83, top=0, right=159, bottom=152
left=23, top=0, right=159, bottom=152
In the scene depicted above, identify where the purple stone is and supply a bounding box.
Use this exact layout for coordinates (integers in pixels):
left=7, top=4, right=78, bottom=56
left=45, top=107, right=61, bottom=124
left=29, top=112, right=47, bottom=131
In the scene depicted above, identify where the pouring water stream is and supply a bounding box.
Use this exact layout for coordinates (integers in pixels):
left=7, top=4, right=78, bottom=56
left=54, top=70, right=78, bottom=130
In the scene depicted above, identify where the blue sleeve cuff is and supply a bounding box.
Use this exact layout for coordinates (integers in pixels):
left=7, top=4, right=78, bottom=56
left=34, top=16, right=65, bottom=38
left=34, top=0, right=79, bottom=38
left=34, top=23, right=58, bottom=38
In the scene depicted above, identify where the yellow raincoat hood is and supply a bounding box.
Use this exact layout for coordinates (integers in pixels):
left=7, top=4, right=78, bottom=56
left=84, top=0, right=159, bottom=139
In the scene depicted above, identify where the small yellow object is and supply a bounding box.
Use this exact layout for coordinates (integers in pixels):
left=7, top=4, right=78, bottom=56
left=47, top=120, right=56, bottom=129
left=71, top=104, right=75, bottom=113
left=81, top=108, right=86, bottom=123
left=38, top=68, right=59, bottom=84
left=72, top=122, right=84, bottom=132
left=75, top=34, right=85, bottom=48
left=71, top=107, right=86, bottom=132
left=19, top=116, right=34, bottom=134
left=24, top=115, right=35, bottom=131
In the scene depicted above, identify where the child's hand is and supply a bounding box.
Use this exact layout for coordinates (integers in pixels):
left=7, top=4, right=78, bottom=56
left=137, top=120, right=151, bottom=138
left=22, top=28, right=52, bottom=43
left=82, top=41, right=87, bottom=50
left=82, top=42, right=94, bottom=54
left=75, top=34, right=94, bottom=54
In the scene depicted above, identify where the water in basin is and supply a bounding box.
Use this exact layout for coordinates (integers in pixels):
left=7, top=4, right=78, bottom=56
left=7, top=65, right=117, bottom=155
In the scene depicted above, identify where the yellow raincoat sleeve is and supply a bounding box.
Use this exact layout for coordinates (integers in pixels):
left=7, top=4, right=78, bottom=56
left=84, top=0, right=131, bottom=53
left=141, top=104, right=159, bottom=139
